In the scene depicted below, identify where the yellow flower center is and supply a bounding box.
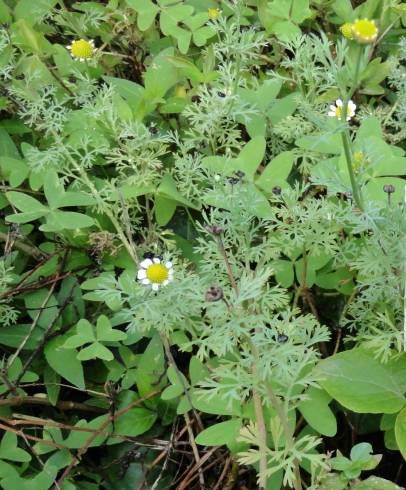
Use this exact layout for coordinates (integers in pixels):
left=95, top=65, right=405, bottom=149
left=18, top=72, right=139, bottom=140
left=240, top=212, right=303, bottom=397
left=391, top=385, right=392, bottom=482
left=146, top=263, right=169, bottom=284
left=352, top=19, right=378, bottom=43
left=340, top=23, right=354, bottom=40
left=354, top=151, right=364, bottom=162
left=208, top=8, right=221, bottom=20
left=71, top=39, right=94, bottom=59
left=335, top=105, right=352, bottom=119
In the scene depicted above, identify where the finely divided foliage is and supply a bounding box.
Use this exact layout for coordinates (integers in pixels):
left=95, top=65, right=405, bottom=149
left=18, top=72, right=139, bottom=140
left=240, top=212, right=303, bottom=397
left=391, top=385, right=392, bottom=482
left=0, top=0, right=406, bottom=489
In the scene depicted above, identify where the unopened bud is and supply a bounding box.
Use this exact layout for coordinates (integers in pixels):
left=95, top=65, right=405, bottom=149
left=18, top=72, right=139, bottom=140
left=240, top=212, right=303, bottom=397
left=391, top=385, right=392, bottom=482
left=205, top=225, right=224, bottom=235
left=205, top=286, right=224, bottom=302
left=383, top=184, right=395, bottom=194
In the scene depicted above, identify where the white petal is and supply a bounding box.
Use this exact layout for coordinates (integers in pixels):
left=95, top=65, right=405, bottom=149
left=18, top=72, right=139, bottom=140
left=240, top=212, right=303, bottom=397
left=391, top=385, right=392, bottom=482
left=329, top=105, right=336, bottom=111
left=349, top=102, right=356, bottom=111
left=162, top=280, right=169, bottom=286
left=152, top=283, right=160, bottom=291
left=336, top=99, right=343, bottom=107
left=140, top=259, right=153, bottom=268
left=137, top=269, right=147, bottom=280
left=165, top=261, right=172, bottom=269
left=141, top=278, right=150, bottom=285
left=153, top=258, right=161, bottom=264
left=89, top=40, right=95, bottom=46
left=328, top=111, right=336, bottom=117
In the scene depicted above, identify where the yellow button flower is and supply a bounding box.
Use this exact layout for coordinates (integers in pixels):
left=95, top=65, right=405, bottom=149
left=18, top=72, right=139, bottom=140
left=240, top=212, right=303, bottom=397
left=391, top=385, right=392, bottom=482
left=328, top=99, right=356, bottom=121
left=340, top=22, right=354, bottom=40
left=208, top=8, right=221, bottom=20
left=352, top=19, right=378, bottom=44
left=67, top=39, right=95, bottom=62
left=137, top=257, right=174, bottom=291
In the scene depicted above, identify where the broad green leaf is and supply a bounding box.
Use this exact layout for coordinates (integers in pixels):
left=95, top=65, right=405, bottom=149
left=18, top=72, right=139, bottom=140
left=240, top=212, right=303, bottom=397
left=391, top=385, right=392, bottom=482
left=195, top=419, right=242, bottom=446
left=157, top=173, right=198, bottom=209
left=161, top=383, right=184, bottom=400
left=135, top=334, right=165, bottom=402
left=162, top=365, right=188, bottom=400
left=316, top=349, right=406, bottom=414
left=0, top=324, right=43, bottom=350
left=24, top=288, right=59, bottom=329
left=1, top=464, right=58, bottom=490
left=6, top=191, right=47, bottom=213
left=291, top=0, right=311, bottom=23
left=14, top=0, right=57, bottom=23
left=104, top=76, right=145, bottom=108
left=0, top=0, right=11, bottom=23
left=273, top=259, right=294, bottom=287
left=63, top=319, right=95, bottom=348
left=256, top=151, right=294, bottom=191
left=0, top=128, right=20, bottom=158
left=353, top=476, right=403, bottom=490
left=64, top=415, right=110, bottom=448
left=112, top=407, right=157, bottom=438
left=296, top=132, right=342, bottom=154
left=44, top=365, right=60, bottom=406
left=155, top=195, right=177, bottom=226
left=395, top=405, right=406, bottom=459
left=0, top=432, right=31, bottom=463
left=6, top=210, right=47, bottom=224
left=298, top=387, right=337, bottom=437
left=45, top=336, right=85, bottom=389
left=189, top=356, right=209, bottom=385
left=126, top=0, right=159, bottom=30
left=0, top=157, right=29, bottom=186
left=77, top=342, right=114, bottom=361
left=232, top=136, right=266, bottom=180
left=43, top=170, right=63, bottom=210
left=41, top=210, right=94, bottom=231
left=144, top=49, right=180, bottom=101
left=96, top=315, right=127, bottom=342
left=268, top=93, right=298, bottom=123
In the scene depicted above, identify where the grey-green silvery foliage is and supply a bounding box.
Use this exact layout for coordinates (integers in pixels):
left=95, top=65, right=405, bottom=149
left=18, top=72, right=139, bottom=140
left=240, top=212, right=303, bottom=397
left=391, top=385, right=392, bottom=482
left=0, top=257, right=19, bottom=327
left=272, top=33, right=347, bottom=99
left=339, top=205, right=406, bottom=361
left=265, top=187, right=349, bottom=259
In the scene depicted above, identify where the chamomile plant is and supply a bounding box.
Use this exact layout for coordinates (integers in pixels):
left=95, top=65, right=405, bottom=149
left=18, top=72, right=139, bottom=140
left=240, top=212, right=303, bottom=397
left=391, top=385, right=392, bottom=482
left=1, top=0, right=406, bottom=489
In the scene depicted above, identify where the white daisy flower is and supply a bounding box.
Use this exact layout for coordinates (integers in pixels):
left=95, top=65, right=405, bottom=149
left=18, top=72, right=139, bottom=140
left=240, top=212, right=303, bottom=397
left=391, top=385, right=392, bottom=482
left=328, top=99, right=356, bottom=121
left=137, top=258, right=174, bottom=291
left=66, top=39, right=95, bottom=62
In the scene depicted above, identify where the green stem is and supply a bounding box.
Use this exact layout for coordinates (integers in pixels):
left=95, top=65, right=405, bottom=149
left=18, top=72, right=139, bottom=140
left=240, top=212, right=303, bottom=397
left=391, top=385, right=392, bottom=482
left=341, top=45, right=364, bottom=210
left=53, top=132, right=138, bottom=264
left=341, top=131, right=363, bottom=210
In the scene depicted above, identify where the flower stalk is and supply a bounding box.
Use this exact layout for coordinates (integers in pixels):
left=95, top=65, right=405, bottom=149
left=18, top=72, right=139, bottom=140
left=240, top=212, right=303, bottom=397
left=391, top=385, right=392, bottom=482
left=341, top=44, right=364, bottom=210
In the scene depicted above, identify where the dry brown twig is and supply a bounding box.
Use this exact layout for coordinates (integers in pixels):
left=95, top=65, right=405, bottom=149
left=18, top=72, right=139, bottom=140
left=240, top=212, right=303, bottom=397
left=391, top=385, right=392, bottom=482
left=54, top=389, right=162, bottom=489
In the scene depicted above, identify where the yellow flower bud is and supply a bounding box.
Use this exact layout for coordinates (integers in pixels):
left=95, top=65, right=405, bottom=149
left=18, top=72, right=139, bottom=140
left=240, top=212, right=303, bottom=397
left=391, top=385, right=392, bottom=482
left=340, top=23, right=354, bottom=40
left=208, top=8, right=221, bottom=20
left=352, top=19, right=378, bottom=44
